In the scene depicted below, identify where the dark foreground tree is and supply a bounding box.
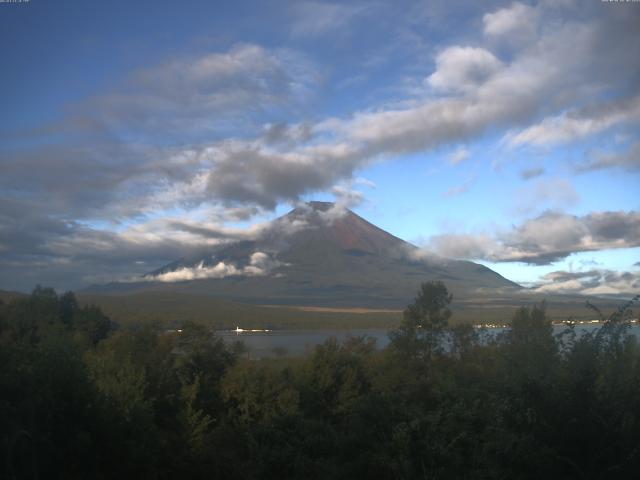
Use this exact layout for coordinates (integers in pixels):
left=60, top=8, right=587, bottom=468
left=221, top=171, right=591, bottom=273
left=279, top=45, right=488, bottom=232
left=389, top=281, right=452, bottom=360
left=2, top=285, right=640, bottom=479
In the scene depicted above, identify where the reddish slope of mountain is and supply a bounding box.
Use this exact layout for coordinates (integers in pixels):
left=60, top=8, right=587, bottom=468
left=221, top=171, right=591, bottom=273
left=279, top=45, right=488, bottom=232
left=284, top=201, right=411, bottom=255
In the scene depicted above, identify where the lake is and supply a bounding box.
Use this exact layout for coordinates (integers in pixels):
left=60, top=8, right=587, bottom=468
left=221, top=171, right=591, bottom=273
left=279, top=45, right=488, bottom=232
left=218, top=323, right=640, bottom=358
left=218, top=328, right=390, bottom=357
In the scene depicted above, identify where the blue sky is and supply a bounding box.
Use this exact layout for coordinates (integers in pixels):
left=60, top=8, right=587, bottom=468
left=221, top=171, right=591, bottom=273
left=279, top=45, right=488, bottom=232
left=1, top=0, right=639, bottom=295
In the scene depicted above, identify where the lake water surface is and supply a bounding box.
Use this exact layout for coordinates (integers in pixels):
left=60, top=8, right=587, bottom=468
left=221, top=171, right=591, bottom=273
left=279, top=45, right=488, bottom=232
left=219, top=323, right=640, bottom=358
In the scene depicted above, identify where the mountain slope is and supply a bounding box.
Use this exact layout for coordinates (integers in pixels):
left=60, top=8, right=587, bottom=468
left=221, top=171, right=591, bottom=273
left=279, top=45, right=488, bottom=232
left=86, top=202, right=520, bottom=308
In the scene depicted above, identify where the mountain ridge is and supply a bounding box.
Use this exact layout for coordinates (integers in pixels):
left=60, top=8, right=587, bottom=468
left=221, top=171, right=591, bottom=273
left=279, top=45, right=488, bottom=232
left=85, top=201, right=521, bottom=308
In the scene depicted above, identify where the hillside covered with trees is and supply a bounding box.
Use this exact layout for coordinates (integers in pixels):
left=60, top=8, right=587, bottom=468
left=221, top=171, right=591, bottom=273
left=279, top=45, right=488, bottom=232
left=2, top=283, right=640, bottom=479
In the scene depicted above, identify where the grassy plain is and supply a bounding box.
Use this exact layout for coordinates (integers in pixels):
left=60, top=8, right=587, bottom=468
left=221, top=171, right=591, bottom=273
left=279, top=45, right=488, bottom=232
left=76, top=291, right=622, bottom=330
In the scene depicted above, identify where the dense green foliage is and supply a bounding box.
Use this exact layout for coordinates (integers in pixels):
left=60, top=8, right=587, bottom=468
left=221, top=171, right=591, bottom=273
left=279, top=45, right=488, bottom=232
left=2, top=283, right=640, bottom=479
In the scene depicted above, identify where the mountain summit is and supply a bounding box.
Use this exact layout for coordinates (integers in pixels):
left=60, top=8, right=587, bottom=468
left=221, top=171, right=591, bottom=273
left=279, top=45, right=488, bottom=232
left=90, top=202, right=519, bottom=308
left=277, top=201, right=413, bottom=256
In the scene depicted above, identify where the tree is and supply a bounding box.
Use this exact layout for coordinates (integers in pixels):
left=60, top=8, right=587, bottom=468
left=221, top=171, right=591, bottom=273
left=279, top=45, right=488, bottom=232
left=303, top=336, right=375, bottom=418
left=404, top=281, right=452, bottom=331
left=505, top=303, right=557, bottom=379
left=58, top=291, right=78, bottom=328
left=390, top=281, right=452, bottom=360
left=74, top=305, right=112, bottom=346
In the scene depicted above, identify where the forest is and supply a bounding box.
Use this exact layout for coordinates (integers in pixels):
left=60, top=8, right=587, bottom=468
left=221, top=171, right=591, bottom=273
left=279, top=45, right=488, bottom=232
left=2, top=283, right=640, bottom=479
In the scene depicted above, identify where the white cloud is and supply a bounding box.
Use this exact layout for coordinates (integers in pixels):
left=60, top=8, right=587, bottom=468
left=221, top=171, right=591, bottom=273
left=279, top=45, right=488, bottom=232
left=150, top=261, right=240, bottom=282
left=427, top=46, right=504, bottom=93
left=515, top=177, right=581, bottom=214
left=89, top=43, right=320, bottom=139
left=427, top=210, right=640, bottom=265
left=533, top=278, right=585, bottom=294
left=448, top=147, right=469, bottom=165
left=578, top=141, right=640, bottom=172
left=442, top=174, right=476, bottom=197
left=290, top=2, right=366, bottom=37
left=330, top=184, right=365, bottom=208
left=148, top=251, right=287, bottom=282
left=243, top=251, right=288, bottom=276
left=483, top=2, right=538, bottom=41
left=531, top=269, right=640, bottom=297
left=429, top=233, right=501, bottom=261
left=353, top=177, right=377, bottom=188
left=8, top=3, right=639, bottom=219
left=507, top=95, right=640, bottom=147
